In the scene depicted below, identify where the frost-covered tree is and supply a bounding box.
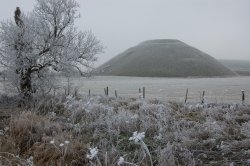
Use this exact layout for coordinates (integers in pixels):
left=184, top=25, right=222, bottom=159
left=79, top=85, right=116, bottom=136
left=0, top=0, right=103, bottom=97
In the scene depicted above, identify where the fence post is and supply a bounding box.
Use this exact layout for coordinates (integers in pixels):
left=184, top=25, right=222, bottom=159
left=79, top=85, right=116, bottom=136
left=201, top=91, right=205, bottom=104
left=185, top=88, right=188, bottom=103
left=106, top=86, right=109, bottom=96
left=53, top=88, right=56, bottom=97
left=115, top=90, right=117, bottom=98
left=242, top=90, right=245, bottom=104
left=143, top=87, right=145, bottom=99
left=74, top=88, right=78, bottom=97
left=67, top=77, right=70, bottom=95
left=89, top=89, right=91, bottom=97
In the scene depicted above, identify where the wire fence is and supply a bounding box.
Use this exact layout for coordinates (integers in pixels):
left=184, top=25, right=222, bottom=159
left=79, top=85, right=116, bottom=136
left=1, top=76, right=250, bottom=104
left=59, top=76, right=250, bottom=103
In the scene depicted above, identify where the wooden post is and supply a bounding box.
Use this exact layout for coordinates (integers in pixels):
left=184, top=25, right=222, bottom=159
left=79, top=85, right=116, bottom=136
left=115, top=90, right=117, bottom=98
left=53, top=88, right=56, bottom=97
left=106, top=86, right=109, bottom=96
left=201, top=91, right=205, bottom=104
left=67, top=77, right=70, bottom=95
left=143, top=87, right=145, bottom=99
left=242, top=90, right=245, bottom=104
left=138, top=88, right=141, bottom=99
left=139, top=88, right=141, bottom=99
left=104, top=88, right=107, bottom=96
left=185, top=88, right=188, bottom=103
left=89, top=89, right=91, bottom=97
left=74, top=88, right=77, bottom=97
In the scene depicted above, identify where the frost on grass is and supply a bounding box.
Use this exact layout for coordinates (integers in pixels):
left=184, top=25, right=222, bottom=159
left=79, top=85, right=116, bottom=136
left=86, top=147, right=99, bottom=160
left=117, top=157, right=124, bottom=165
left=1, top=95, right=250, bottom=165
left=129, top=131, right=145, bottom=143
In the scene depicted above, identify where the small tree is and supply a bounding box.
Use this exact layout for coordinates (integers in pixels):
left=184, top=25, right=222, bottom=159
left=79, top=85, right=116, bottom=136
left=0, top=0, right=103, bottom=98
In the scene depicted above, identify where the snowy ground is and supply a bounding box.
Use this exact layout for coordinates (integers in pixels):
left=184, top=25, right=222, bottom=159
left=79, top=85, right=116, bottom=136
left=61, top=76, right=250, bottom=103
left=1, top=76, right=250, bottom=103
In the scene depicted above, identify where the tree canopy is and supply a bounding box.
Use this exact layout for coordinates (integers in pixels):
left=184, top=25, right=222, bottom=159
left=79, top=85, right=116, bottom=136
left=0, top=0, right=103, bottom=97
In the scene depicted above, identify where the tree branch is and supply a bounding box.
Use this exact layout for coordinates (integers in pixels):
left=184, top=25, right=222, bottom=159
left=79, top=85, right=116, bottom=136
left=38, top=48, right=50, bottom=56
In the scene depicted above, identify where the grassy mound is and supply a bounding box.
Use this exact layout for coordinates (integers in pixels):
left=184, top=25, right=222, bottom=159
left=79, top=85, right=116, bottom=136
left=98, top=39, right=236, bottom=77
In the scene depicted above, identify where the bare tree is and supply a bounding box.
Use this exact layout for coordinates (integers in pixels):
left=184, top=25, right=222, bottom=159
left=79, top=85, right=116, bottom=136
left=0, top=0, right=103, bottom=97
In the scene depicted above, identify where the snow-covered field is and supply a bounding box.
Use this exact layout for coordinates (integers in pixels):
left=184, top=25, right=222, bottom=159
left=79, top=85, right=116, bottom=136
left=1, top=76, right=250, bottom=103
left=62, top=76, right=250, bottom=103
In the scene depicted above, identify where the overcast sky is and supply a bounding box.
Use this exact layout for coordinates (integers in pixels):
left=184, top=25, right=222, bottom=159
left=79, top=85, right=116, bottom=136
left=1, top=0, right=250, bottom=66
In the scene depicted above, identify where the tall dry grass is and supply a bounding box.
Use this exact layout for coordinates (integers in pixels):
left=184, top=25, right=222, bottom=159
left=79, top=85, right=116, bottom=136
left=1, top=94, right=250, bottom=165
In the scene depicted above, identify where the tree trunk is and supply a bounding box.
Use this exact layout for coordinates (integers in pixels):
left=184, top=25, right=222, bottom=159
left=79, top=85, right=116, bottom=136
left=20, top=69, right=32, bottom=98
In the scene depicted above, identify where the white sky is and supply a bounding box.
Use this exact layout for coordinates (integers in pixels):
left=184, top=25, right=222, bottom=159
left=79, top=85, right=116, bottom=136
left=1, top=0, right=250, bottom=66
